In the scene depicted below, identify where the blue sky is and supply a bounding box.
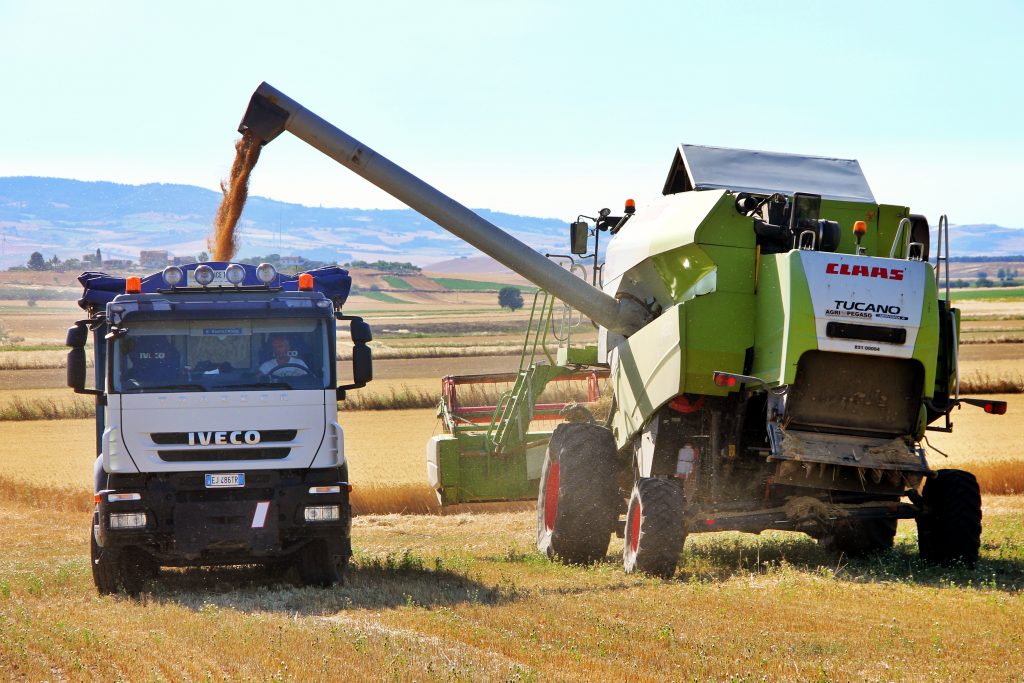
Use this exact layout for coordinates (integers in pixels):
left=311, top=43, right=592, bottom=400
left=1, top=0, right=1021, bottom=227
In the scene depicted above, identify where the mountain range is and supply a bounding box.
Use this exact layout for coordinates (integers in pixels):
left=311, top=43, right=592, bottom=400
left=1, top=177, right=1021, bottom=270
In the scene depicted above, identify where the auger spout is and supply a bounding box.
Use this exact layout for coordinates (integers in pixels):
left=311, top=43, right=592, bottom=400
left=238, top=82, right=650, bottom=336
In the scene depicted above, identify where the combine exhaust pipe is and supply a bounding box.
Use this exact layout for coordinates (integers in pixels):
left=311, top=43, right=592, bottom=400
left=239, top=82, right=649, bottom=336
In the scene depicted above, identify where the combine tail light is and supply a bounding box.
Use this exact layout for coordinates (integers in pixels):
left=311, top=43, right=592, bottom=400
left=713, top=372, right=738, bottom=388
left=125, top=276, right=142, bottom=294
left=298, top=273, right=314, bottom=291
left=985, top=401, right=1008, bottom=415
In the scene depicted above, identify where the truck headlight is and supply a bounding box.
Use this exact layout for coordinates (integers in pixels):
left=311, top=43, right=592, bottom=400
left=304, top=505, right=340, bottom=522
left=109, top=512, right=147, bottom=529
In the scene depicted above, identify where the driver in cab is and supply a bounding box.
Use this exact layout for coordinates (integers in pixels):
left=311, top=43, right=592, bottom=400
left=259, top=334, right=308, bottom=376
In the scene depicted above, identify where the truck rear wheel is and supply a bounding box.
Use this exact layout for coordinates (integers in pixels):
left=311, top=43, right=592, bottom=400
left=297, top=540, right=347, bottom=587
left=90, top=534, right=157, bottom=596
left=536, top=423, right=618, bottom=564
left=623, top=478, right=687, bottom=578
left=917, top=469, right=982, bottom=566
left=821, top=517, right=897, bottom=557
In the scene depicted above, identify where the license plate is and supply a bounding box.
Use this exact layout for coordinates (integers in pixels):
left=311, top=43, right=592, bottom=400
left=205, top=473, right=245, bottom=488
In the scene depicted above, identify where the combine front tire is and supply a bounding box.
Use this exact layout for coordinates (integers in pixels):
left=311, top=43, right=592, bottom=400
left=536, top=423, right=618, bottom=564
left=623, top=478, right=687, bottom=578
left=917, top=469, right=982, bottom=566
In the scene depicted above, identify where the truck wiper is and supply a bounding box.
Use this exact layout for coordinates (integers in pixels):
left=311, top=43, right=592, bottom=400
left=221, top=382, right=292, bottom=390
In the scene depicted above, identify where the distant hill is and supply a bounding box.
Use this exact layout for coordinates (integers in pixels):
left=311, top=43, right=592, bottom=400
left=2, top=177, right=1021, bottom=271
left=0, top=177, right=565, bottom=270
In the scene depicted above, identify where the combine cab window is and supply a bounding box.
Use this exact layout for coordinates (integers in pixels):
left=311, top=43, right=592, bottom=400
left=113, top=318, right=331, bottom=393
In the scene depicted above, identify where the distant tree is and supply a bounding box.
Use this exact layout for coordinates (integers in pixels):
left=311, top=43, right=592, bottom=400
left=197, top=251, right=209, bottom=262
left=498, top=287, right=524, bottom=311
left=27, top=251, right=47, bottom=271
left=997, top=268, right=1007, bottom=280
left=976, top=271, right=988, bottom=279
left=26, top=298, right=37, bottom=308
left=95, top=248, right=102, bottom=266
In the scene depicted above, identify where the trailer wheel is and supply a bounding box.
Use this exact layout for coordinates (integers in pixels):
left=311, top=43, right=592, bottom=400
left=297, top=540, right=347, bottom=587
left=536, top=423, right=618, bottom=564
left=90, top=535, right=156, bottom=596
left=821, top=517, right=897, bottom=557
left=917, top=469, right=982, bottom=566
left=623, top=478, right=687, bottom=578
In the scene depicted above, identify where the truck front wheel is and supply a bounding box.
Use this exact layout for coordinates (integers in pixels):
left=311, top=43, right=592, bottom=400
left=297, top=540, right=347, bottom=587
left=623, top=478, right=687, bottom=578
left=536, top=423, right=619, bottom=564
left=90, top=534, right=157, bottom=596
left=917, top=469, right=982, bottom=566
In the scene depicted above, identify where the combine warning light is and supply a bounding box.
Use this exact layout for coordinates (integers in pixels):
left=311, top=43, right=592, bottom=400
left=625, top=198, right=636, bottom=215
left=298, top=273, right=314, bottom=291
left=853, top=220, right=867, bottom=237
left=125, top=277, right=142, bottom=294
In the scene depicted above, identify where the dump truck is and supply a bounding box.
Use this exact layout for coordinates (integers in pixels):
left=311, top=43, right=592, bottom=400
left=238, top=82, right=1005, bottom=576
left=69, top=262, right=372, bottom=593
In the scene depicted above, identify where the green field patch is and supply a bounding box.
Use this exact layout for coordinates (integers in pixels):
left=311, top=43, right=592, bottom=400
left=950, top=287, right=1024, bottom=301
left=382, top=276, right=414, bottom=290
left=360, top=291, right=412, bottom=304
left=431, top=278, right=536, bottom=292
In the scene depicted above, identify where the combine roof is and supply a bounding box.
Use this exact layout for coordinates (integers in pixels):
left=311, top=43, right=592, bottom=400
left=77, top=263, right=352, bottom=310
left=662, top=144, right=876, bottom=203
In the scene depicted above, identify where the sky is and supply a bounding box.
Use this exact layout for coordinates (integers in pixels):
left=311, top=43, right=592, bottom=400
left=1, top=0, right=1022, bottom=228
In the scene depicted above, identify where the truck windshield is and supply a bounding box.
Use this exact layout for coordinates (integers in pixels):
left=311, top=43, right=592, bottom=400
left=112, top=318, right=332, bottom=393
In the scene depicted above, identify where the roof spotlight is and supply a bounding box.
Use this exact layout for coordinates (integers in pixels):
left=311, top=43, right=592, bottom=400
left=193, top=264, right=216, bottom=287
left=162, top=266, right=184, bottom=287
left=255, top=263, right=277, bottom=284
left=225, top=263, right=246, bottom=286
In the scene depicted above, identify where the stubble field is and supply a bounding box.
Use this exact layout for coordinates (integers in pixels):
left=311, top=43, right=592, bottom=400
left=1, top=290, right=1023, bottom=681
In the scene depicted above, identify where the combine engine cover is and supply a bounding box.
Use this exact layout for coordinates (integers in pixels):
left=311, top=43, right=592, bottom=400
left=802, top=251, right=928, bottom=359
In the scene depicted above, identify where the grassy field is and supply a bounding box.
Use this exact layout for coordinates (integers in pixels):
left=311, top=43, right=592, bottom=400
left=950, top=287, right=1024, bottom=301
left=1, top=494, right=1022, bottom=681
left=1, top=292, right=1023, bottom=680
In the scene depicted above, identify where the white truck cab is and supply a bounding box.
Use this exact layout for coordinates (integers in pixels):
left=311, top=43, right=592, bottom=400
left=68, top=262, right=372, bottom=594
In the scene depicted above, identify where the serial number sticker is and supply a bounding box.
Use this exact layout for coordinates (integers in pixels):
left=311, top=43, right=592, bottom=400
left=205, top=473, right=245, bottom=488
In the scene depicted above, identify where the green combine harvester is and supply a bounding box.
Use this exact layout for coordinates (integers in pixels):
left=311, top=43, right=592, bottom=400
left=239, top=83, right=1006, bottom=576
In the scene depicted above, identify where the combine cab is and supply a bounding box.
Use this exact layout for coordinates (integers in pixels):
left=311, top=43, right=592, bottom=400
left=237, top=83, right=1006, bottom=575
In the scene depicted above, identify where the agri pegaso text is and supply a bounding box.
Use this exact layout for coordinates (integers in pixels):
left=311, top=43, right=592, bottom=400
left=188, top=431, right=261, bottom=446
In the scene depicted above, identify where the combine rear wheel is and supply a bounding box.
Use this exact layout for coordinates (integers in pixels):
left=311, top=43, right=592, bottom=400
left=623, top=478, right=686, bottom=578
left=536, top=423, right=618, bottom=564
left=917, top=469, right=982, bottom=566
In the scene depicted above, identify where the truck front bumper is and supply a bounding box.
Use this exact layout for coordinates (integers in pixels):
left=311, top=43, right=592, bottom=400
left=93, top=468, right=351, bottom=566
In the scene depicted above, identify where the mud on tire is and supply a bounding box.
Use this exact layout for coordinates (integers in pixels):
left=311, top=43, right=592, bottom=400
left=536, top=423, right=619, bottom=564
left=623, top=478, right=687, bottom=578
left=917, top=469, right=982, bottom=567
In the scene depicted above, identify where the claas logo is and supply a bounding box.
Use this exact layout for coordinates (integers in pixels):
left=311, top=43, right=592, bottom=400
left=826, top=262, right=905, bottom=281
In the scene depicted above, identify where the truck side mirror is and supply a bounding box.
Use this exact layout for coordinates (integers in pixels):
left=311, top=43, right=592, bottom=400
left=66, top=323, right=88, bottom=348
left=350, top=319, right=372, bottom=344
left=570, top=221, right=589, bottom=255
left=352, top=345, right=372, bottom=386
left=67, top=347, right=87, bottom=391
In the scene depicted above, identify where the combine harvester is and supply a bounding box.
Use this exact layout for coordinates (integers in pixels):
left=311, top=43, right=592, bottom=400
left=239, top=82, right=1005, bottom=576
